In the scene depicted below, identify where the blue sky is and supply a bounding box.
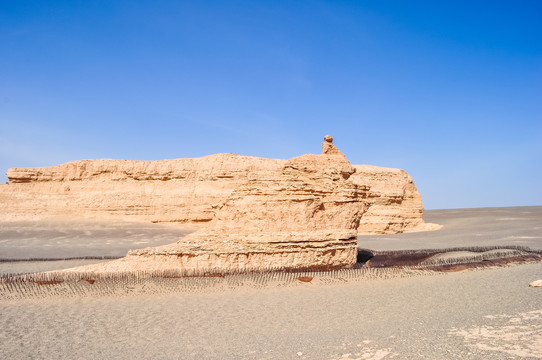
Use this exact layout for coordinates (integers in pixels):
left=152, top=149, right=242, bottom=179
left=0, top=1, right=540, bottom=209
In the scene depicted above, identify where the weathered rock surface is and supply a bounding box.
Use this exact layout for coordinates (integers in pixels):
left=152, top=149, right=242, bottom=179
left=124, top=148, right=366, bottom=271
left=1, top=157, right=434, bottom=234
left=1, top=154, right=285, bottom=224
left=351, top=165, right=440, bottom=234
left=1, top=135, right=439, bottom=273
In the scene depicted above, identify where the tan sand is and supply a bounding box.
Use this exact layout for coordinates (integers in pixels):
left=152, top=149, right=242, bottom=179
left=0, top=259, right=107, bottom=275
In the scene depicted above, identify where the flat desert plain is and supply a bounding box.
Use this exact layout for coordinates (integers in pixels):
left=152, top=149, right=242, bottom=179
left=1, top=206, right=541, bottom=359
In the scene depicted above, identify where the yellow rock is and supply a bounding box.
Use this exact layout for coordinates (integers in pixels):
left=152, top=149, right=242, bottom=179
left=1, top=135, right=440, bottom=274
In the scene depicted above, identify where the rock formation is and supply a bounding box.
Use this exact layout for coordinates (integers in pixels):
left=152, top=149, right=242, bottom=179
left=321, top=134, right=345, bottom=157
left=0, top=135, right=439, bottom=273
left=1, top=143, right=434, bottom=235
left=74, top=142, right=366, bottom=273
left=352, top=165, right=438, bottom=234
left=1, top=155, right=286, bottom=224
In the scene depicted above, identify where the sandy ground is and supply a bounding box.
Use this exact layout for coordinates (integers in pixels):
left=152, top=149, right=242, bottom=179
left=360, top=206, right=542, bottom=251
left=0, top=259, right=108, bottom=275
left=1, top=264, right=541, bottom=359
left=1, top=206, right=542, bottom=359
left=0, top=219, right=192, bottom=260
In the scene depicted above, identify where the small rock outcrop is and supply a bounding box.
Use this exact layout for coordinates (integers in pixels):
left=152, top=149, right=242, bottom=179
left=322, top=134, right=345, bottom=157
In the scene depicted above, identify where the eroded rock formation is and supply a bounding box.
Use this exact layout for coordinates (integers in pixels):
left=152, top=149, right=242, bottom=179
left=1, top=135, right=439, bottom=273
left=1, top=149, right=433, bottom=235
left=352, top=165, right=438, bottom=234
left=1, top=155, right=285, bottom=224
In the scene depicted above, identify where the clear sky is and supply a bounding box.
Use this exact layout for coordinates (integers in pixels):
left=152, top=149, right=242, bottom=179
left=0, top=1, right=541, bottom=209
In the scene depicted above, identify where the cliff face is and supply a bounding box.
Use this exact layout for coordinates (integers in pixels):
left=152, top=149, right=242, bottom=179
left=351, top=165, right=434, bottom=234
left=1, top=154, right=286, bottom=224
left=1, top=136, right=439, bottom=273
left=1, top=151, right=433, bottom=234
left=120, top=148, right=367, bottom=272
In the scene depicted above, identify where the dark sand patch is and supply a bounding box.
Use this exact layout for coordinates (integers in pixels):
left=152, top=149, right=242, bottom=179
left=362, top=246, right=542, bottom=269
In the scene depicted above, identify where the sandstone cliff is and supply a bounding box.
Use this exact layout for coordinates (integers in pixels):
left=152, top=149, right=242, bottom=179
left=1, top=135, right=439, bottom=273
left=351, top=165, right=438, bottom=234
left=81, top=145, right=366, bottom=273
left=1, top=154, right=285, bottom=224
left=1, top=152, right=433, bottom=235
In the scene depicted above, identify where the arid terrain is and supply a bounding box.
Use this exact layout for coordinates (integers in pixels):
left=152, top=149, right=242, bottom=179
left=1, top=206, right=541, bottom=359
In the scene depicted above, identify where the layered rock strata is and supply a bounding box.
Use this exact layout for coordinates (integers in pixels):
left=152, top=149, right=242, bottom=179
left=1, top=151, right=434, bottom=235
left=75, top=143, right=367, bottom=273
left=1, top=135, right=440, bottom=273
left=351, top=165, right=439, bottom=234
left=1, top=155, right=285, bottom=224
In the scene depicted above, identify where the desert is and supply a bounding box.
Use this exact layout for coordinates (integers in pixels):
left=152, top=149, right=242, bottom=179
left=1, top=206, right=542, bottom=359
left=2, top=2, right=541, bottom=359
left=1, top=137, right=541, bottom=359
